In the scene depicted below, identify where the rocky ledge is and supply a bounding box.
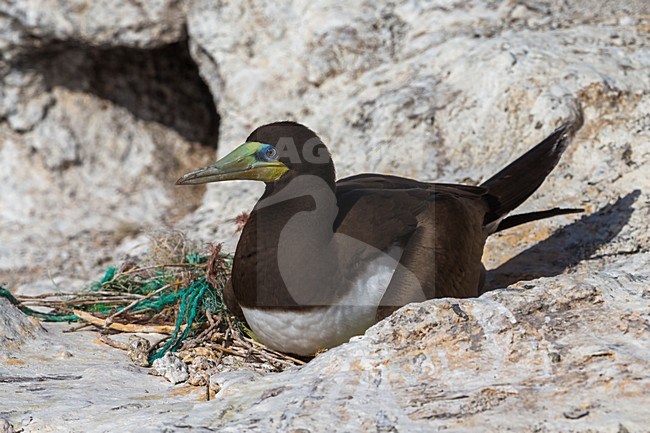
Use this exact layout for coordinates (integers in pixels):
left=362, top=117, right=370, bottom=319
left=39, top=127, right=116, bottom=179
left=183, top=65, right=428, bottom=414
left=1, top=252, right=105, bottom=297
left=1, top=254, right=648, bottom=431
left=1, top=0, right=649, bottom=431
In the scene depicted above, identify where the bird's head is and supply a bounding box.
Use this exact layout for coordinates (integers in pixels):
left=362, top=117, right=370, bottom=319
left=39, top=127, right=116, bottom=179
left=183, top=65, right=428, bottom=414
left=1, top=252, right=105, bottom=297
left=176, top=121, right=335, bottom=186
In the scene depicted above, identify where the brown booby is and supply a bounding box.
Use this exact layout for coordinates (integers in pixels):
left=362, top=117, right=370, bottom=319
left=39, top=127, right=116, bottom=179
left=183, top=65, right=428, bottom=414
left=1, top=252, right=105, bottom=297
left=177, top=121, right=580, bottom=356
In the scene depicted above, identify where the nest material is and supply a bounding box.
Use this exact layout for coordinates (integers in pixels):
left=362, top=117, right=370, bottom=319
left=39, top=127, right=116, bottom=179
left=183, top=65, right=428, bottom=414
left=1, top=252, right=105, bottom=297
left=4, top=236, right=305, bottom=383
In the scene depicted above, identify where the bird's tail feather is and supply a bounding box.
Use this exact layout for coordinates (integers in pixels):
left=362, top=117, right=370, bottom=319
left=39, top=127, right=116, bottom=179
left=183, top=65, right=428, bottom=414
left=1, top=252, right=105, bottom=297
left=494, top=207, right=583, bottom=233
left=481, top=121, right=580, bottom=225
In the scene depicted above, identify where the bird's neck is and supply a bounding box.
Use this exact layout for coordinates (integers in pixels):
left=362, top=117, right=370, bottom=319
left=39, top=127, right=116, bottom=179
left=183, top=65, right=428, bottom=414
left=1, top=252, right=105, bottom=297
left=233, top=172, right=340, bottom=310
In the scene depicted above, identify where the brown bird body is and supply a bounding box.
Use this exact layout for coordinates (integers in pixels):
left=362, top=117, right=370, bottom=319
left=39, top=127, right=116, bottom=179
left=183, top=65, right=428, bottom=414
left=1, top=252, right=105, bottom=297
left=178, top=121, right=580, bottom=356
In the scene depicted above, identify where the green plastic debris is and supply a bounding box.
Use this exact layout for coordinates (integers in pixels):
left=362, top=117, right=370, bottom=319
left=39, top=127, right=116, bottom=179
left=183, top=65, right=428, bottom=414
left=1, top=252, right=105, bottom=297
left=0, top=287, right=79, bottom=322
left=0, top=249, right=233, bottom=365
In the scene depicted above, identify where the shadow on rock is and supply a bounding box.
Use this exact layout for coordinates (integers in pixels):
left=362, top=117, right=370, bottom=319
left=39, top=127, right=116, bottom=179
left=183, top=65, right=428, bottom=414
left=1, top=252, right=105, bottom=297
left=483, top=190, right=641, bottom=292
left=16, top=40, right=220, bottom=148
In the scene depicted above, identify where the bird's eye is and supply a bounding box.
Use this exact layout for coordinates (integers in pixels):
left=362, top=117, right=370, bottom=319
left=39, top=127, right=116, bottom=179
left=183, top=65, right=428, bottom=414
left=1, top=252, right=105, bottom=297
left=259, top=145, right=278, bottom=161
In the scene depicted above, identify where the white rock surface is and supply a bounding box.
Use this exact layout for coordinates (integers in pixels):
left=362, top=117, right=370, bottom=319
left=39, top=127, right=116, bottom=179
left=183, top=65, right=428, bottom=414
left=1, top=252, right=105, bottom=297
left=0, top=302, right=200, bottom=433
left=1, top=256, right=648, bottom=431
left=152, top=352, right=190, bottom=384
left=0, top=298, right=43, bottom=350
left=0, top=0, right=187, bottom=50
left=186, top=256, right=650, bottom=432
left=183, top=0, right=650, bottom=256
left=1, top=1, right=218, bottom=286
left=1, top=0, right=649, bottom=431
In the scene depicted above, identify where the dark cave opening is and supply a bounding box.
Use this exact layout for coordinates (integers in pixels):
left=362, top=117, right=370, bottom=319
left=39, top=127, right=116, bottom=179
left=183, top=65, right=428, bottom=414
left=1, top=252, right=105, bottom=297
left=21, top=39, right=220, bottom=149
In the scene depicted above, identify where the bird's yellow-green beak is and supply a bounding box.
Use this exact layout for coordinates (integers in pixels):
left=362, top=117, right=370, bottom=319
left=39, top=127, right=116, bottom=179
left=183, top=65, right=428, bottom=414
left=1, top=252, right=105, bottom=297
left=176, top=142, right=288, bottom=185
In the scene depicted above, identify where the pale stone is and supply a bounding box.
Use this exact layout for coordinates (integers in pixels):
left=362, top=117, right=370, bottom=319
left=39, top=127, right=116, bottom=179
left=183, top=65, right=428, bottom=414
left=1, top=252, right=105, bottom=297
left=182, top=0, right=650, bottom=259
left=152, top=352, right=190, bottom=384
left=0, top=0, right=187, bottom=49
left=0, top=298, right=43, bottom=352
left=0, top=10, right=219, bottom=285
left=0, top=0, right=649, bottom=431
left=1, top=257, right=648, bottom=431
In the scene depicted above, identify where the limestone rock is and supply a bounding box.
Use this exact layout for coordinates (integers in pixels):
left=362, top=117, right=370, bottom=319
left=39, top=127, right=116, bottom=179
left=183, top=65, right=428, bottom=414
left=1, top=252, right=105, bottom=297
left=128, top=335, right=152, bottom=367
left=152, top=352, right=190, bottom=384
left=0, top=419, right=17, bottom=433
left=0, top=1, right=218, bottom=286
left=0, top=301, right=200, bottom=432
left=1, top=256, right=648, bottom=431
left=0, top=298, right=43, bottom=354
left=0, top=0, right=649, bottom=432
left=0, top=0, right=187, bottom=51
left=184, top=256, right=650, bottom=432
left=183, top=0, right=650, bottom=258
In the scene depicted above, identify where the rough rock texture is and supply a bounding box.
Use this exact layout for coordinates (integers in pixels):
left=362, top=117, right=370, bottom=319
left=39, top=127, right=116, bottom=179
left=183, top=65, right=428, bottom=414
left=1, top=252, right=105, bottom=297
left=0, top=301, right=200, bottom=432
left=0, top=298, right=43, bottom=351
left=1, top=0, right=650, bottom=431
left=152, top=352, right=190, bottom=384
left=0, top=0, right=217, bottom=286
left=187, top=255, right=650, bottom=432
left=183, top=0, right=650, bottom=258
left=1, top=0, right=187, bottom=50
left=1, top=255, right=648, bottom=431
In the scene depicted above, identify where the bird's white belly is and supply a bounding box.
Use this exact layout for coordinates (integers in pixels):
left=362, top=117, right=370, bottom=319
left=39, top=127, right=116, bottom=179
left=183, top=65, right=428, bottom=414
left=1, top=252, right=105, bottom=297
left=241, top=248, right=402, bottom=356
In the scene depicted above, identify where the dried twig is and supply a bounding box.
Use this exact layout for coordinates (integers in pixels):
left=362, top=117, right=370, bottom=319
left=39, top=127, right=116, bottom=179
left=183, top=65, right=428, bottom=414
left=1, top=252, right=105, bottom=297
left=106, top=283, right=172, bottom=322
left=117, top=263, right=206, bottom=277
left=98, top=333, right=129, bottom=350
left=16, top=291, right=144, bottom=300
left=242, top=337, right=306, bottom=366
left=23, top=298, right=139, bottom=307
left=207, top=344, right=245, bottom=357
left=73, top=310, right=181, bottom=334
left=63, top=323, right=92, bottom=333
